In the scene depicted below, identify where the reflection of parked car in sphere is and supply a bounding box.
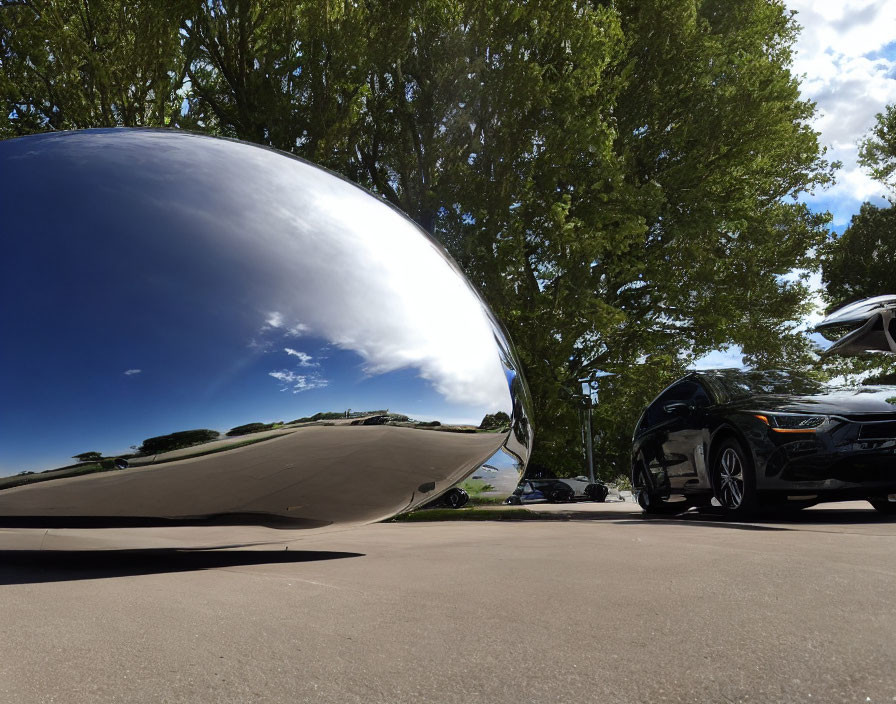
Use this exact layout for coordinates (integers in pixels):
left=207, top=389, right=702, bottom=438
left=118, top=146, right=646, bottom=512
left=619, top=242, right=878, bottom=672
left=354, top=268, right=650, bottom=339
left=632, top=369, right=896, bottom=517
left=420, top=487, right=469, bottom=509
left=504, top=477, right=607, bottom=504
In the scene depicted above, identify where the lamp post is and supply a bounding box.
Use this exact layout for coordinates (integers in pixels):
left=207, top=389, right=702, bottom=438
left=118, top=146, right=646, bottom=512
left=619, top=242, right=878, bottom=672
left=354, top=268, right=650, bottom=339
left=577, top=371, right=616, bottom=485
left=581, top=381, right=596, bottom=484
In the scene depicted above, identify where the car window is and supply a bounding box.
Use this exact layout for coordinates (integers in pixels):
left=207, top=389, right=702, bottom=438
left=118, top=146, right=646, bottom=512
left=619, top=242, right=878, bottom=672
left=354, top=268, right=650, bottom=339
left=644, top=380, right=709, bottom=428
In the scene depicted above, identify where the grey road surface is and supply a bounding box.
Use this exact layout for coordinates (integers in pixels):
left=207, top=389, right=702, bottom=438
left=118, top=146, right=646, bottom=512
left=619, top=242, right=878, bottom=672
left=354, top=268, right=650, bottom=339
left=2, top=502, right=895, bottom=703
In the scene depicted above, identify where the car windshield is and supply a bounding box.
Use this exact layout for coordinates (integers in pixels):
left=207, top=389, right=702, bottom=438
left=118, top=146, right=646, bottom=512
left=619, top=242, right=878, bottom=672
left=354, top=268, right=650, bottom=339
left=705, top=369, right=826, bottom=400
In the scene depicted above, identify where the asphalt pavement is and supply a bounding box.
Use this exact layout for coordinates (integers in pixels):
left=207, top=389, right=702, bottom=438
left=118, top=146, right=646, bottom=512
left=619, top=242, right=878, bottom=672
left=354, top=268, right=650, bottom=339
left=2, top=502, right=895, bottom=703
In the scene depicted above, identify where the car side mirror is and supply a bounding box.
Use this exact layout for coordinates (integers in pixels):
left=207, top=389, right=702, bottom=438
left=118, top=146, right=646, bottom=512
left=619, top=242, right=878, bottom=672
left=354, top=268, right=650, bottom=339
left=663, top=402, right=692, bottom=416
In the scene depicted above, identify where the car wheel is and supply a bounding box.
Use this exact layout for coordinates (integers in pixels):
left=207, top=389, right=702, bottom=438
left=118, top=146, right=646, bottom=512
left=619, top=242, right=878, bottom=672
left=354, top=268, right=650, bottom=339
left=585, top=484, right=607, bottom=502
left=548, top=486, right=572, bottom=503
left=636, top=487, right=675, bottom=513
left=711, top=437, right=757, bottom=517
left=505, top=495, right=522, bottom=505
left=869, top=496, right=896, bottom=515
left=633, top=457, right=673, bottom=514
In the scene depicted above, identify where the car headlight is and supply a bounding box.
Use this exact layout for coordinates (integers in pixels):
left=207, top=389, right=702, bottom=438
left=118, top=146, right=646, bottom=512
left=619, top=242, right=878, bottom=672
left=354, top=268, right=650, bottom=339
left=753, top=413, right=831, bottom=433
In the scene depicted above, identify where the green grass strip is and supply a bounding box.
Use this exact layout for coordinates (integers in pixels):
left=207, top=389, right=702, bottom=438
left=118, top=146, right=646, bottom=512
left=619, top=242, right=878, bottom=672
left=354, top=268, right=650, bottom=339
left=390, top=508, right=539, bottom=522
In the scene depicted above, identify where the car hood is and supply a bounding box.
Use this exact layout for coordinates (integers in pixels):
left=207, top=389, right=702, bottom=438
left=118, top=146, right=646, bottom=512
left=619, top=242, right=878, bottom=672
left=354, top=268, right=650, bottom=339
left=730, top=387, right=896, bottom=415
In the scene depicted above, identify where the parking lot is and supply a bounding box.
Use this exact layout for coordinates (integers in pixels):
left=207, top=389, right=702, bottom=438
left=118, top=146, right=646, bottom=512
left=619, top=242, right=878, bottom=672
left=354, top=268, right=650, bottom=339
left=2, top=502, right=895, bottom=703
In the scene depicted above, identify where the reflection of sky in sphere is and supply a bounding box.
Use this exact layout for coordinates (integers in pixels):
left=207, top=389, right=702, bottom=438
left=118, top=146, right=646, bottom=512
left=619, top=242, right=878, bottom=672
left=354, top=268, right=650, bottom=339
left=0, top=131, right=512, bottom=474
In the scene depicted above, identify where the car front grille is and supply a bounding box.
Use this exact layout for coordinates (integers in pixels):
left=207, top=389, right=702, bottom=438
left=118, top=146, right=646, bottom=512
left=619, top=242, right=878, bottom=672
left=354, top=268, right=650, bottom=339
left=859, top=421, right=896, bottom=439
left=840, top=413, right=896, bottom=423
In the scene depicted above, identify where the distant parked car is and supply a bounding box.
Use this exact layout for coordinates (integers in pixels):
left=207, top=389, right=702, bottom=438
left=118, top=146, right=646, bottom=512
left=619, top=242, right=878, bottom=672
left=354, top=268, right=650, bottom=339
left=420, top=487, right=469, bottom=509
left=561, top=476, right=609, bottom=502
left=504, top=477, right=607, bottom=505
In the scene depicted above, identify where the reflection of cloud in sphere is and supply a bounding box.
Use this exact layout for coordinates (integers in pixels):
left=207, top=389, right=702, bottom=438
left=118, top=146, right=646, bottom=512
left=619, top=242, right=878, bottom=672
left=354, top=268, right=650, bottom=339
left=230, top=150, right=510, bottom=411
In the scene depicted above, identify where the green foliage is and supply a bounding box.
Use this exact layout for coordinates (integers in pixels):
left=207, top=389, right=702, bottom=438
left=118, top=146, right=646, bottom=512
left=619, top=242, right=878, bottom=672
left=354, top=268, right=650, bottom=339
left=289, top=412, right=347, bottom=423
left=0, top=0, right=191, bottom=137
left=478, top=412, right=511, bottom=430
left=459, top=478, right=496, bottom=495
left=72, top=451, right=102, bottom=462
left=0, top=462, right=106, bottom=491
left=613, top=474, right=633, bottom=492
left=1, top=0, right=835, bottom=474
left=226, top=421, right=282, bottom=437
left=821, top=203, right=896, bottom=308
left=138, top=429, right=220, bottom=456
left=858, top=104, right=896, bottom=197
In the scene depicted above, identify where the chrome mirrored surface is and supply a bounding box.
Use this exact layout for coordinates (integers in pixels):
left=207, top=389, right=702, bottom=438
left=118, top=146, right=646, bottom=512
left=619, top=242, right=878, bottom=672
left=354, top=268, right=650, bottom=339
left=817, top=295, right=896, bottom=357
left=0, top=129, right=531, bottom=546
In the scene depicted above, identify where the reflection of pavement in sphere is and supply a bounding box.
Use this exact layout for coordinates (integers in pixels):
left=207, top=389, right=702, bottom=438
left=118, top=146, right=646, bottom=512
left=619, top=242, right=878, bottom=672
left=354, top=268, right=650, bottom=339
left=0, top=426, right=506, bottom=526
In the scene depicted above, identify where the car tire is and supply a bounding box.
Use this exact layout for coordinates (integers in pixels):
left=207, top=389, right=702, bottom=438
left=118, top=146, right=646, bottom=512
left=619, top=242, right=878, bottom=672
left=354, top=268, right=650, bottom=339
left=444, top=488, right=468, bottom=509
left=585, top=484, right=607, bottom=503
left=505, top=495, right=522, bottom=505
left=869, top=496, right=896, bottom=515
left=548, top=486, right=573, bottom=503
left=636, top=487, right=676, bottom=514
left=711, top=437, right=758, bottom=517
left=633, top=456, right=674, bottom=514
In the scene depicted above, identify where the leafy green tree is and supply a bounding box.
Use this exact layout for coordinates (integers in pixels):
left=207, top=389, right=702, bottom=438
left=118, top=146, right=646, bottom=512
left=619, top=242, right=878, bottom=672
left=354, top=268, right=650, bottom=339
left=139, top=429, right=219, bottom=456
left=226, top=422, right=271, bottom=437
left=822, top=203, right=896, bottom=307
left=0, top=0, right=191, bottom=137
left=858, top=104, right=896, bottom=198
left=180, top=0, right=369, bottom=163
left=72, top=451, right=102, bottom=463
left=426, top=0, right=833, bottom=472
left=479, top=412, right=511, bottom=430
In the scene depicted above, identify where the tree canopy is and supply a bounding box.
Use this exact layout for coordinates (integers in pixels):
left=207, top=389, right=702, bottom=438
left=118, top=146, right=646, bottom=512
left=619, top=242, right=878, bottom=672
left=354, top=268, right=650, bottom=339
left=822, top=202, right=896, bottom=308
left=1, top=0, right=835, bottom=476
left=138, top=429, right=220, bottom=456
left=858, top=104, right=896, bottom=199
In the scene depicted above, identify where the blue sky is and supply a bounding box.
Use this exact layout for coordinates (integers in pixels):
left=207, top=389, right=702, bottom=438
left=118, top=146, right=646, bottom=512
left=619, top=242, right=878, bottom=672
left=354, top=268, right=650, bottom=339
left=694, top=2, right=896, bottom=371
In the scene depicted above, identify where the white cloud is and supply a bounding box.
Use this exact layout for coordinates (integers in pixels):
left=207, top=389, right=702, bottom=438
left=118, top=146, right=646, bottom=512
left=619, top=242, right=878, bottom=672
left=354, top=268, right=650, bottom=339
left=291, top=375, right=328, bottom=393
left=263, top=311, right=284, bottom=329
left=268, top=370, right=328, bottom=393
left=284, top=348, right=316, bottom=366
left=123, top=369, right=142, bottom=376
left=788, top=1, right=896, bottom=216
left=260, top=312, right=309, bottom=337
left=220, top=149, right=512, bottom=411
left=248, top=338, right=273, bottom=352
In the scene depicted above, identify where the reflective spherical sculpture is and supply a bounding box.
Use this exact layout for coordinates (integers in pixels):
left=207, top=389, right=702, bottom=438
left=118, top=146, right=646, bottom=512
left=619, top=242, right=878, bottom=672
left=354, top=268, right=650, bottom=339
left=0, top=129, right=531, bottom=549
